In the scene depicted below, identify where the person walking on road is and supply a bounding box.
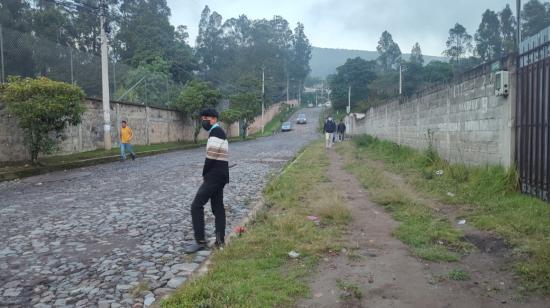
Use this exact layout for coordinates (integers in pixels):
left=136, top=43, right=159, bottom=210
left=119, top=120, right=136, bottom=161
left=184, top=108, right=229, bottom=253
left=324, top=116, right=336, bottom=148
left=337, top=120, right=346, bottom=142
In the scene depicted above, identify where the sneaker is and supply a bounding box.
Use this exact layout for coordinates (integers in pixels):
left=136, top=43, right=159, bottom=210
left=131, top=153, right=136, bottom=161
left=183, top=241, right=206, bottom=253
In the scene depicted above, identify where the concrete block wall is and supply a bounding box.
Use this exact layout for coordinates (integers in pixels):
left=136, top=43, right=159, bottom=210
left=347, top=64, right=516, bottom=167
left=0, top=98, right=281, bottom=162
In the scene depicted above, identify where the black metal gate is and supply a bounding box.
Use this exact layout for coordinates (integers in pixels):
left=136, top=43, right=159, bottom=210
left=516, top=36, right=550, bottom=200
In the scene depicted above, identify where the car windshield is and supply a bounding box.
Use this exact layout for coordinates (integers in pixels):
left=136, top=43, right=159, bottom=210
left=299, top=114, right=306, bottom=118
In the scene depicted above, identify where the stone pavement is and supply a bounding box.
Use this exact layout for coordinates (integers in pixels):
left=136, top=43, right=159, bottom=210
left=0, top=108, right=321, bottom=307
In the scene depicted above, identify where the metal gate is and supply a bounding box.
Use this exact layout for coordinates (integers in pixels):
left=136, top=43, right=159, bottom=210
left=516, top=31, right=550, bottom=200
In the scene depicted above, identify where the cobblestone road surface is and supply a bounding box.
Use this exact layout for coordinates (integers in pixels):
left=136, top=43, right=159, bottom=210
left=0, top=108, right=321, bottom=307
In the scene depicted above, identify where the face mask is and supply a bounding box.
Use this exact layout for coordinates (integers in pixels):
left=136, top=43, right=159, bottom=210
left=201, top=119, right=213, bottom=131
left=328, top=118, right=332, bottom=121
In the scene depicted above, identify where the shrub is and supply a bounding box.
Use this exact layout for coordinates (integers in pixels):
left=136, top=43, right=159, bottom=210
left=2, top=76, right=85, bottom=163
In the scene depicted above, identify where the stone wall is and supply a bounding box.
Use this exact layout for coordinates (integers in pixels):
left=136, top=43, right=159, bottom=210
left=0, top=98, right=281, bottom=162
left=346, top=59, right=516, bottom=167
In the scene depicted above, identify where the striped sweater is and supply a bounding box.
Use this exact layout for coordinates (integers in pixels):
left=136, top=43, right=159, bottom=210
left=203, top=125, right=229, bottom=183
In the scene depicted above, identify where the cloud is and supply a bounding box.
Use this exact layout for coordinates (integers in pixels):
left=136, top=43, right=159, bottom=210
left=167, top=0, right=516, bottom=55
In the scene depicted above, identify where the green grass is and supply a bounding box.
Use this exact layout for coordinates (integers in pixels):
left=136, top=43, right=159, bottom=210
left=336, top=279, right=363, bottom=300
left=162, top=142, right=350, bottom=307
left=338, top=141, right=470, bottom=263
left=347, top=134, right=550, bottom=293
left=448, top=269, right=470, bottom=281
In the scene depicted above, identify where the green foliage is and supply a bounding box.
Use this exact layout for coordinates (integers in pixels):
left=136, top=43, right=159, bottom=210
left=351, top=135, right=550, bottom=293
left=443, top=23, right=473, bottom=63
left=163, top=142, right=349, bottom=307
left=328, top=57, right=377, bottom=111
left=448, top=269, right=470, bottom=281
left=171, top=80, right=222, bottom=142
left=521, top=0, right=550, bottom=38
left=2, top=77, right=85, bottom=163
left=377, top=31, right=402, bottom=72
left=423, top=61, right=453, bottom=83
left=116, top=57, right=179, bottom=105
left=410, top=42, right=424, bottom=65
left=475, top=9, right=503, bottom=62
left=500, top=4, right=517, bottom=55
left=219, top=108, right=242, bottom=129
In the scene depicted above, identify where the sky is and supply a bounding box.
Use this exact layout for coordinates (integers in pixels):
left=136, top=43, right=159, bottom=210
left=166, top=0, right=516, bottom=56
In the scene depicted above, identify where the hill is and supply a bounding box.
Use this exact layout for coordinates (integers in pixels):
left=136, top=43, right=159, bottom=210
left=310, top=47, right=447, bottom=78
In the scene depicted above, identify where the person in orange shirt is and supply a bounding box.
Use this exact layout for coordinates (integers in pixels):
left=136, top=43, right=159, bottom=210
left=120, top=120, right=136, bottom=161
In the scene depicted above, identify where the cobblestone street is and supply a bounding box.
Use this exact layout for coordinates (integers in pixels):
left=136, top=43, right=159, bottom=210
left=0, top=108, right=321, bottom=307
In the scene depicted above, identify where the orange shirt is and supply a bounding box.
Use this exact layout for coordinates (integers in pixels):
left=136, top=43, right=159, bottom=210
left=120, top=126, right=133, bottom=143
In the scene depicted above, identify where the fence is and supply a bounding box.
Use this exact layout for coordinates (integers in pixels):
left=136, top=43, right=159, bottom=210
left=0, top=25, right=178, bottom=107
left=516, top=27, right=550, bottom=201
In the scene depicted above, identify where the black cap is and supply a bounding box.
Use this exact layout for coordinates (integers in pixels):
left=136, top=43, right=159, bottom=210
left=199, top=108, right=219, bottom=118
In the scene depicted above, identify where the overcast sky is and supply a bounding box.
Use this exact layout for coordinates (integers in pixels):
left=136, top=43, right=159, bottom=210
left=166, top=0, right=516, bottom=56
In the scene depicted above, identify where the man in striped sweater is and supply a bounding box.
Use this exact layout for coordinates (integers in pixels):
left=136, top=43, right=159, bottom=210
left=184, top=108, right=229, bottom=253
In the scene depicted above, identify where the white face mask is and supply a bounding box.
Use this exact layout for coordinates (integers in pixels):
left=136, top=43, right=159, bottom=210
left=328, top=118, right=332, bottom=121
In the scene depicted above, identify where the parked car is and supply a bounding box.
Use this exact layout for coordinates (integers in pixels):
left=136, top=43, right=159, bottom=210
left=308, top=103, right=314, bottom=108
left=296, top=114, right=307, bottom=124
left=281, top=121, right=292, bottom=132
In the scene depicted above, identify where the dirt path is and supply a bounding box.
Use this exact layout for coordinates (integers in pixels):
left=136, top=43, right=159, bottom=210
left=298, top=149, right=548, bottom=308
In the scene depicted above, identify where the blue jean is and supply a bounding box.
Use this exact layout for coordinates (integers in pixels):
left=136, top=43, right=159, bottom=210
left=120, top=143, right=134, bottom=159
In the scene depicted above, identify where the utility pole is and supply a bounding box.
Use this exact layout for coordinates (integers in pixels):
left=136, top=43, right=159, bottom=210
left=399, top=64, right=403, bottom=95
left=347, top=85, right=351, bottom=114
left=100, top=0, right=112, bottom=150
left=298, top=81, right=302, bottom=105
left=315, top=88, right=318, bottom=106
left=286, top=73, right=289, bottom=105
left=69, top=46, right=74, bottom=85
left=0, top=24, right=5, bottom=84
left=517, top=0, right=522, bottom=50
left=261, top=67, right=265, bottom=134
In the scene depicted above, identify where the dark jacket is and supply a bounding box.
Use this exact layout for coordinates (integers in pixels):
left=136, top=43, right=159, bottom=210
left=203, top=125, right=229, bottom=184
left=337, top=122, right=346, bottom=133
left=324, top=120, right=336, bottom=133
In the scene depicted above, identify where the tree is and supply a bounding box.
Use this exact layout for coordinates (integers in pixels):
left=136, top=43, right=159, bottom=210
left=500, top=4, right=517, bottom=54
left=220, top=108, right=242, bottom=132
left=328, top=57, right=377, bottom=110
left=443, top=23, right=473, bottom=63
left=377, top=31, right=402, bottom=72
left=2, top=77, right=85, bottom=163
left=171, top=80, right=222, bottom=143
left=195, top=6, right=223, bottom=76
left=521, top=0, right=550, bottom=37
left=410, top=42, right=424, bottom=65
left=423, top=61, right=453, bottom=83
left=291, top=22, right=312, bottom=86
left=475, top=9, right=503, bottom=62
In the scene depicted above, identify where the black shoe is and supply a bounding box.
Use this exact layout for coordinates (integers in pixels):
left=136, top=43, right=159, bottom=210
left=131, top=153, right=136, bottom=161
left=215, top=232, right=225, bottom=249
left=183, top=241, right=206, bottom=253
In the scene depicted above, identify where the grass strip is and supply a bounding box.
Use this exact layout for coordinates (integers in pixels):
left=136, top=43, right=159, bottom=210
left=347, top=135, right=550, bottom=293
left=338, top=141, right=471, bottom=263
left=162, top=141, right=350, bottom=307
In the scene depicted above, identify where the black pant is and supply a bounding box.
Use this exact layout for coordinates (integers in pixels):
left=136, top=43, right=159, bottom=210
left=191, top=179, right=226, bottom=243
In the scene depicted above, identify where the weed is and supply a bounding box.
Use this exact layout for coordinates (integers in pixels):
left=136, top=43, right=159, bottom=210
left=131, top=281, right=150, bottom=298
left=349, top=134, right=550, bottom=293
left=448, top=269, right=470, bottom=281
left=336, top=279, right=363, bottom=300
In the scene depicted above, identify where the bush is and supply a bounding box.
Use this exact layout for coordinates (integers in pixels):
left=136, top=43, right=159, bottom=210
left=2, top=76, right=85, bottom=163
